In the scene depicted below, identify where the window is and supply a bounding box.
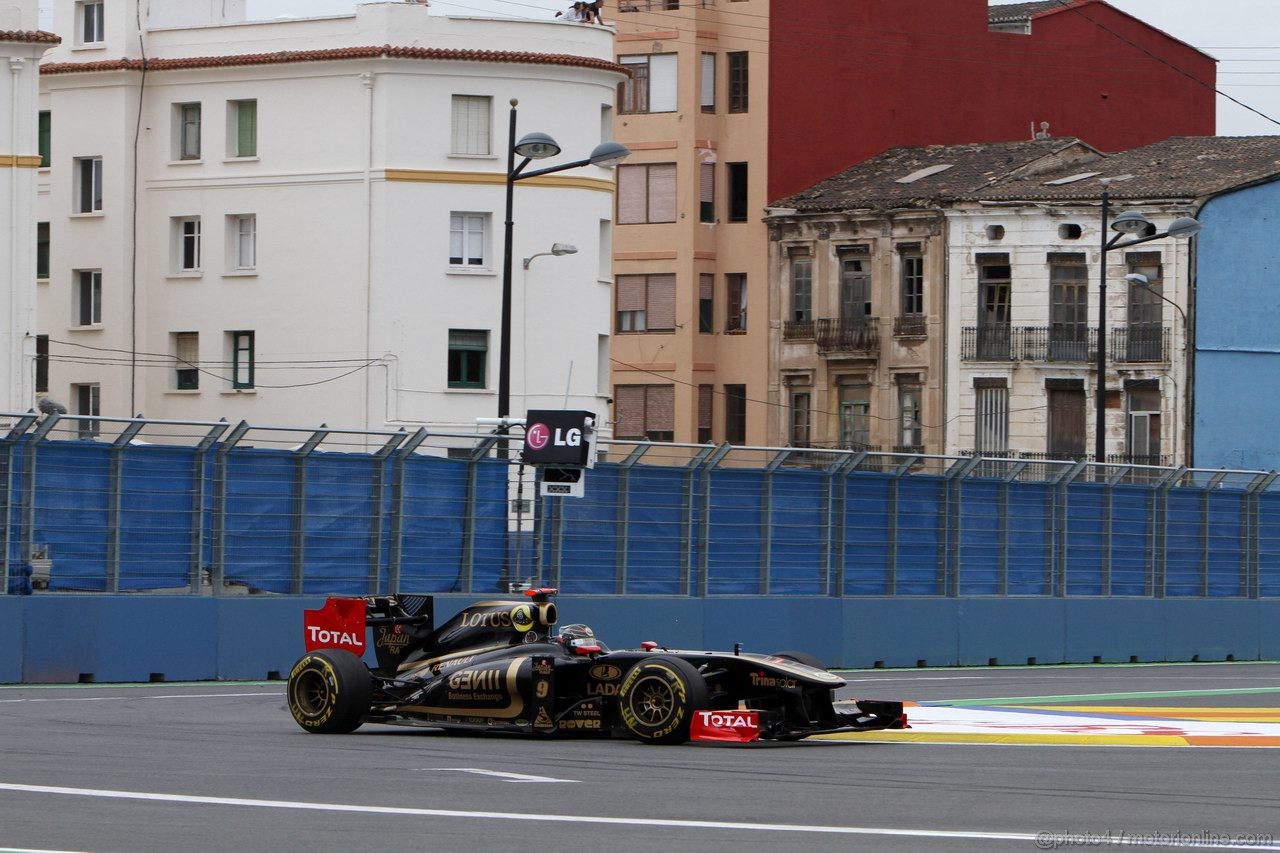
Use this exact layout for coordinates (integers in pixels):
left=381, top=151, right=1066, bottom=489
left=73, top=270, right=102, bottom=326
left=897, top=380, right=922, bottom=452
left=229, top=99, right=257, bottom=158
left=899, top=245, right=924, bottom=317
left=231, top=215, right=256, bottom=270
left=1058, top=224, right=1083, bottom=240
left=36, top=222, right=49, bottom=280
left=1126, top=252, right=1163, bottom=362
left=1049, top=252, right=1088, bottom=361
left=839, top=382, right=871, bottom=449
left=727, top=51, right=748, bottom=113
left=449, top=213, right=488, bottom=267
left=974, top=379, right=1009, bottom=455
left=977, top=253, right=1011, bottom=359
left=699, top=161, right=715, bottom=223
left=175, top=103, right=201, bottom=160
left=38, top=111, right=50, bottom=168
left=35, top=336, right=49, bottom=393
left=1126, top=381, right=1161, bottom=464
left=726, top=273, right=747, bottom=332
left=618, top=54, right=677, bottom=115
left=840, top=252, right=871, bottom=321
left=230, top=331, right=255, bottom=389
left=726, top=162, right=748, bottom=222
left=448, top=329, right=487, bottom=389
left=75, top=157, right=102, bottom=213
left=74, top=383, right=100, bottom=439
left=78, top=1, right=104, bottom=45
left=790, top=254, right=812, bottom=322
left=724, top=384, right=747, bottom=444
left=617, top=163, right=676, bottom=225
left=614, top=384, right=675, bottom=442
left=698, top=273, right=714, bottom=333
left=615, top=273, right=675, bottom=333
left=698, top=384, right=713, bottom=443
left=790, top=392, right=811, bottom=448
left=1047, top=380, right=1086, bottom=459
left=451, top=95, right=491, bottom=155
left=700, top=52, right=716, bottom=113
left=173, top=217, right=201, bottom=272
left=173, top=332, right=199, bottom=390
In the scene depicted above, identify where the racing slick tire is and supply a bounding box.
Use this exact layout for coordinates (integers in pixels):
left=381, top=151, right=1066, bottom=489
left=618, top=656, right=709, bottom=745
left=772, top=650, right=826, bottom=671
left=287, top=649, right=372, bottom=734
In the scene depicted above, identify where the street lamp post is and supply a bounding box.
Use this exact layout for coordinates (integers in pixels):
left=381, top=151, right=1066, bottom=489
left=1093, top=183, right=1201, bottom=464
left=498, top=99, right=629, bottom=421
left=1126, top=272, right=1192, bottom=466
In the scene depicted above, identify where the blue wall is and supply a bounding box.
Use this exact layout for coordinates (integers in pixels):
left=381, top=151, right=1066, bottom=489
left=3, top=595, right=1277, bottom=683
left=1194, top=179, right=1280, bottom=470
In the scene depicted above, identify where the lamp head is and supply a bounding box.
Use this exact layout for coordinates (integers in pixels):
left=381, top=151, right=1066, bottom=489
left=1124, top=273, right=1150, bottom=287
left=1166, top=217, right=1203, bottom=239
left=514, top=132, right=561, bottom=159
left=1110, top=209, right=1153, bottom=235
left=588, top=141, right=631, bottom=168
left=550, top=243, right=578, bottom=256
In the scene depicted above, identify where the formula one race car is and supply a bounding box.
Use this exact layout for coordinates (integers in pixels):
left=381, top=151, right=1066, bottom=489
left=286, top=589, right=906, bottom=745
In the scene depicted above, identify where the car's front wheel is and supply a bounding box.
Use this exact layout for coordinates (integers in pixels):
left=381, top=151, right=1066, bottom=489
left=287, top=649, right=371, bottom=734
left=618, top=656, right=709, bottom=745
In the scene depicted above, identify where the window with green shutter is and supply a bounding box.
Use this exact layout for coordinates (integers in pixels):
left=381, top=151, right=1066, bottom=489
left=231, top=100, right=257, bottom=158
left=38, top=112, right=50, bottom=168
left=448, top=329, right=487, bottom=389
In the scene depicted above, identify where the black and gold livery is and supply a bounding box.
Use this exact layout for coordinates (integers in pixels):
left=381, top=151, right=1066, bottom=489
left=286, top=590, right=905, bottom=745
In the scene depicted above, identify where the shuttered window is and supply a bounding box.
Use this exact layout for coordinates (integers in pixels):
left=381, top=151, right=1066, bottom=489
left=700, top=52, right=716, bottom=113
left=616, top=274, right=675, bottom=332
left=614, top=384, right=675, bottom=441
left=175, top=332, right=199, bottom=390
left=451, top=95, right=491, bottom=155
left=698, top=273, right=714, bottom=333
left=234, top=100, right=257, bottom=158
left=727, top=51, right=748, bottom=113
left=698, top=384, right=713, bottom=443
left=699, top=161, right=715, bottom=223
left=619, top=54, right=677, bottom=115
left=617, top=163, right=677, bottom=225
left=974, top=380, right=1008, bottom=455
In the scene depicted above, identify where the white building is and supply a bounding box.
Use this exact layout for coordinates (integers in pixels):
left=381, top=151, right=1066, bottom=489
left=32, top=0, right=624, bottom=434
left=1, top=0, right=54, bottom=414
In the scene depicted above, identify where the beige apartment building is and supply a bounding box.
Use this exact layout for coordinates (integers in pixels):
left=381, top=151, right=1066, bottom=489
left=609, top=0, right=768, bottom=446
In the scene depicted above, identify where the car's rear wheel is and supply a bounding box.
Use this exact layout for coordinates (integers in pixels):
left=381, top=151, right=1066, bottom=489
left=772, top=650, right=826, bottom=671
left=287, top=649, right=371, bottom=734
left=618, top=656, right=709, bottom=745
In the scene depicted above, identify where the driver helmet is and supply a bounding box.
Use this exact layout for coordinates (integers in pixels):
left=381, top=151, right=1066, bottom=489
left=556, top=623, right=596, bottom=647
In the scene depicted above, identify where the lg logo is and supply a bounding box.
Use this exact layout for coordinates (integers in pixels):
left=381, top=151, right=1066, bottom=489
left=526, top=423, right=551, bottom=451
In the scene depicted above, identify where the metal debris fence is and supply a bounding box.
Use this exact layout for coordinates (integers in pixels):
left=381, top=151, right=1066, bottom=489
left=2, top=411, right=1279, bottom=598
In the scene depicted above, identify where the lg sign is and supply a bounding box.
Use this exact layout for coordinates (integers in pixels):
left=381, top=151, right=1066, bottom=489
left=521, top=410, right=595, bottom=467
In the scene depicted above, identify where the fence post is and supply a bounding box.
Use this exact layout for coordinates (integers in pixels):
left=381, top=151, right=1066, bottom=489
left=1, top=414, right=37, bottom=594
left=369, top=431, right=407, bottom=595
left=20, top=414, right=60, bottom=591
left=290, top=426, right=329, bottom=595
left=944, top=456, right=983, bottom=597
left=693, top=444, right=732, bottom=597
left=1243, top=472, right=1275, bottom=599
left=616, top=444, right=649, bottom=595
left=461, top=435, right=501, bottom=594
left=211, top=420, right=251, bottom=594
left=106, top=419, right=146, bottom=594
left=1201, top=471, right=1229, bottom=596
left=1152, top=466, right=1186, bottom=599
left=763, top=449, right=796, bottom=595
left=827, top=453, right=862, bottom=597
left=887, top=454, right=919, bottom=595
left=998, top=461, right=1028, bottom=595
left=1051, top=461, right=1087, bottom=596
left=387, top=428, right=429, bottom=595
left=189, top=421, right=228, bottom=594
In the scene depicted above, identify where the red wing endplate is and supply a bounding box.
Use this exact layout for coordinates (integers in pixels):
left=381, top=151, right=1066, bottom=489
left=303, top=598, right=367, bottom=656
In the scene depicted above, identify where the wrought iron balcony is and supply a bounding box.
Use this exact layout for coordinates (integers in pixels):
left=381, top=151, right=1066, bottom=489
left=815, top=317, right=879, bottom=353
left=962, top=325, right=1170, bottom=364
left=893, top=315, right=928, bottom=337
left=783, top=320, right=814, bottom=341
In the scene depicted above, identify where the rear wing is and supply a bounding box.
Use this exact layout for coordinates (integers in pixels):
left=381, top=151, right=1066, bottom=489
left=303, top=595, right=435, bottom=671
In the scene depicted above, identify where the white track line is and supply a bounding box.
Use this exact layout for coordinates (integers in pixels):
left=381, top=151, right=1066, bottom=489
left=0, top=693, right=281, bottom=704
left=423, top=768, right=578, bottom=783
left=0, top=783, right=1277, bottom=849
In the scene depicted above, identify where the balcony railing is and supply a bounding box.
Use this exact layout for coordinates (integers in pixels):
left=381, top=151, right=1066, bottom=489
left=1110, top=327, right=1171, bottom=363
left=783, top=320, right=814, bottom=341
left=894, top=315, right=927, bottom=337
left=815, top=317, right=879, bottom=353
left=961, top=325, right=1170, bottom=363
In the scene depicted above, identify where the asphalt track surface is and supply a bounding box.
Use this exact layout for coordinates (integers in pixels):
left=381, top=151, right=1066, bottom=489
left=1, top=663, right=1278, bottom=853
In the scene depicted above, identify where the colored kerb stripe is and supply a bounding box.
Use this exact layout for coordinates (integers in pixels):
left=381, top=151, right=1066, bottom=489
left=1024, top=706, right=1280, bottom=722
left=0, top=155, right=43, bottom=168
left=384, top=169, right=615, bottom=194
left=815, top=732, right=1193, bottom=746
left=926, top=686, right=1280, bottom=707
